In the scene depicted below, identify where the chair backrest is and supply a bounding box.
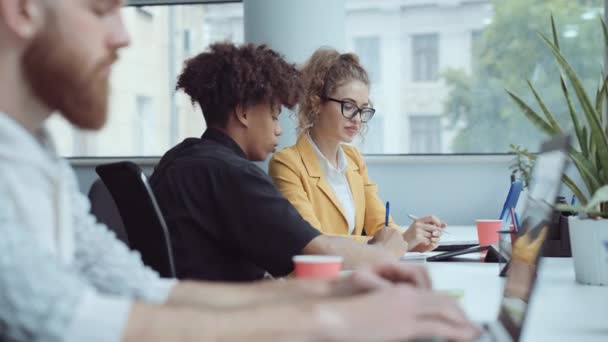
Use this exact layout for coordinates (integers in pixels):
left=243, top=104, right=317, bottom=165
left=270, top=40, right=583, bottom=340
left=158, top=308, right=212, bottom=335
left=88, top=179, right=129, bottom=245
left=95, top=161, right=176, bottom=278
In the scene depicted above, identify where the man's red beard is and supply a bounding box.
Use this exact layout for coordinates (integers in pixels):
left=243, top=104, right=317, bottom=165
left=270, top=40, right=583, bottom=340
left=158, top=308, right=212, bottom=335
left=22, top=16, right=117, bottom=130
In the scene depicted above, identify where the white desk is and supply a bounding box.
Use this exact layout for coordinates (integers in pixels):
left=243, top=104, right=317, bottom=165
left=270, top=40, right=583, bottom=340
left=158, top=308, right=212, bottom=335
left=427, top=226, right=608, bottom=341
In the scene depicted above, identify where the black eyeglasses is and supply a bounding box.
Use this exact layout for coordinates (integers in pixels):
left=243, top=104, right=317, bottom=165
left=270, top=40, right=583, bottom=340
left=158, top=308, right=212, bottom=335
left=324, top=97, right=376, bottom=123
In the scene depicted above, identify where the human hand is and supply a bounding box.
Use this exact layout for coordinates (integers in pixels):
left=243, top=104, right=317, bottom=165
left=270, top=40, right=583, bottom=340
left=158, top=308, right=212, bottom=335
left=328, top=262, right=431, bottom=297
left=319, top=285, right=481, bottom=342
left=368, top=228, right=409, bottom=257
left=403, top=215, right=447, bottom=252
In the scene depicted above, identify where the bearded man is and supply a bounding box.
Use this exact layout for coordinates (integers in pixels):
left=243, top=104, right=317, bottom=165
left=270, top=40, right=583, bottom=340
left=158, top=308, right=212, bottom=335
left=0, top=1, right=479, bottom=341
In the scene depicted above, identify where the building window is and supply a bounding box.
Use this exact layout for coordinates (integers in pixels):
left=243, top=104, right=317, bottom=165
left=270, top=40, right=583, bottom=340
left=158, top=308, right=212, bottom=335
left=412, top=33, right=439, bottom=82
left=409, top=115, right=442, bottom=153
left=354, top=36, right=381, bottom=83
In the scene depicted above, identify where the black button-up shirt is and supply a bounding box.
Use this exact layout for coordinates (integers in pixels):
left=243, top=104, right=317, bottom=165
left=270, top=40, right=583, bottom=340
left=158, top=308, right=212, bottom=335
left=149, top=128, right=320, bottom=281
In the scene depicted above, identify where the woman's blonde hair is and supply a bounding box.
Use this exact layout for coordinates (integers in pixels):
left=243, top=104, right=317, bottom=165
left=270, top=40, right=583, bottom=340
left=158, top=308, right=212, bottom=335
left=297, top=47, right=370, bottom=135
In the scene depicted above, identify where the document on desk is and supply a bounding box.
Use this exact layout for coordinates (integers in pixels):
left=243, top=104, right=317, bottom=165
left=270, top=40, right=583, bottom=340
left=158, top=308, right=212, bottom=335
left=436, top=227, right=478, bottom=251
left=401, top=252, right=428, bottom=263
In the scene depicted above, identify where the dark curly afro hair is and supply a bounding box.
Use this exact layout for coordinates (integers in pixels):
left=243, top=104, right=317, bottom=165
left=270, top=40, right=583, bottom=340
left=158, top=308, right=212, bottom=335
left=176, top=42, right=303, bottom=127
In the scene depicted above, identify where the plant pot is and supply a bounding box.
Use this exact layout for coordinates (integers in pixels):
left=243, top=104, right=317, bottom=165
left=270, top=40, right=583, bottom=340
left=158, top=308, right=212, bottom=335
left=568, top=216, right=608, bottom=286
left=543, top=211, right=572, bottom=257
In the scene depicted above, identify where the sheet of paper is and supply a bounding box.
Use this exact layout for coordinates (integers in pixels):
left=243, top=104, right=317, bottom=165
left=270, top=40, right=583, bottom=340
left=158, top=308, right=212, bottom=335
left=400, top=252, right=428, bottom=262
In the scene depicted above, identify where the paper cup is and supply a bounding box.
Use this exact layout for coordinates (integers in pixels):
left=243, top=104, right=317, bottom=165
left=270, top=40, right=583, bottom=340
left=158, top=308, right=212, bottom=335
left=292, top=255, right=343, bottom=279
left=476, top=219, right=502, bottom=246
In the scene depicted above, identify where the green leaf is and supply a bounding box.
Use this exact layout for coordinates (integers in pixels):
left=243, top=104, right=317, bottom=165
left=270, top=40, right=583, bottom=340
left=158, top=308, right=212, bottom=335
left=596, top=144, right=605, bottom=179
left=596, top=82, right=604, bottom=123
left=555, top=203, right=602, bottom=216
left=557, top=185, right=608, bottom=217
left=585, top=185, right=608, bottom=210
left=518, top=149, right=537, bottom=161
left=569, top=149, right=602, bottom=193
left=562, top=174, right=588, bottom=205
left=551, top=14, right=560, bottom=51
left=527, top=80, right=562, bottom=133
left=605, top=81, right=608, bottom=137
left=602, top=18, right=608, bottom=56
left=540, top=33, right=608, bottom=182
left=602, top=73, right=608, bottom=137
left=560, top=75, right=587, bottom=156
left=596, top=74, right=608, bottom=125
left=582, top=126, right=591, bottom=156
left=506, top=90, right=557, bottom=135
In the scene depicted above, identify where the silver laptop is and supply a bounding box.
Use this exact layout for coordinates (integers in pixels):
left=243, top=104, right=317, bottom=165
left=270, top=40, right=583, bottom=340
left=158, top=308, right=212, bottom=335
left=480, top=135, right=569, bottom=342
left=426, top=135, right=570, bottom=342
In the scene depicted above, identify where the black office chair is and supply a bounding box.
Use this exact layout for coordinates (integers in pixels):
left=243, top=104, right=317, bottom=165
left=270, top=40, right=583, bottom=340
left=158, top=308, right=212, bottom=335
left=88, top=179, right=129, bottom=245
left=95, top=161, right=176, bottom=278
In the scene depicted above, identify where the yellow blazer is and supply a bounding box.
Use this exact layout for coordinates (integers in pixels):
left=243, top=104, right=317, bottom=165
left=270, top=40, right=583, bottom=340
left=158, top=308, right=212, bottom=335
left=269, top=135, right=399, bottom=242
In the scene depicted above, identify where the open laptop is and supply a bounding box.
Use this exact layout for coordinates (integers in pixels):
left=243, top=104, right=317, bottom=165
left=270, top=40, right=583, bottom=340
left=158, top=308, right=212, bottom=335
left=425, top=135, right=570, bottom=342
left=435, top=180, right=524, bottom=253
left=479, top=135, right=569, bottom=341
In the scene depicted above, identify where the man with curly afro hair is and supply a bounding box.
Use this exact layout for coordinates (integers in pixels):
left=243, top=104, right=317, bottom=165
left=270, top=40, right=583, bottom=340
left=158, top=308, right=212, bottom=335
left=150, top=43, right=418, bottom=282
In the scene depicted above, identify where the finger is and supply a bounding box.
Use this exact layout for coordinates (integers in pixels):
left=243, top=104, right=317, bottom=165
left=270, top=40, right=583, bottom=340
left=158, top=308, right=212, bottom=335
left=411, top=320, right=481, bottom=342
left=349, top=269, right=393, bottom=291
left=374, top=263, right=432, bottom=289
left=418, top=294, right=472, bottom=327
left=419, top=224, right=443, bottom=235
left=417, top=215, right=443, bottom=227
left=421, top=230, right=433, bottom=239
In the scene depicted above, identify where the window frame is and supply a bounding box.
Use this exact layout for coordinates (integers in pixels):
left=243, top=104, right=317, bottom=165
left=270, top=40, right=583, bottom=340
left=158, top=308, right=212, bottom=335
left=127, top=0, right=240, bottom=6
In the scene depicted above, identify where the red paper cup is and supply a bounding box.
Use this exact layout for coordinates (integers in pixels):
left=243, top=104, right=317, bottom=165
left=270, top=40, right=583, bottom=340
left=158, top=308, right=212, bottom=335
left=292, top=255, right=343, bottom=279
left=476, top=219, right=502, bottom=246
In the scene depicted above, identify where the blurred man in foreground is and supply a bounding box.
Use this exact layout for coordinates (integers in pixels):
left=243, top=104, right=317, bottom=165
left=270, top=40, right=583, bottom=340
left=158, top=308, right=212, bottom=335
left=0, top=0, right=479, bottom=340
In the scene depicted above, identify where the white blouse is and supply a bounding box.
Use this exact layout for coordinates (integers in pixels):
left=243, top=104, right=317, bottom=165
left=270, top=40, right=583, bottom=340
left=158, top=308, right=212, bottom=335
left=307, top=135, right=356, bottom=235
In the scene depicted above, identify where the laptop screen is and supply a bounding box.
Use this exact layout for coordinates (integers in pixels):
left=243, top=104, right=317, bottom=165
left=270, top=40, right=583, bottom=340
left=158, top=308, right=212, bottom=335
left=499, top=180, right=523, bottom=221
left=497, top=135, right=569, bottom=341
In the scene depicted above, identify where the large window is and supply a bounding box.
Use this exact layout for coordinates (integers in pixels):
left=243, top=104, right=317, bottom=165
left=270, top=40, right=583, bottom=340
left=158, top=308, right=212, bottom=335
left=48, top=0, right=605, bottom=157
left=354, top=36, right=381, bottom=83
left=346, top=0, right=605, bottom=154
left=409, top=115, right=442, bottom=154
left=48, top=2, right=244, bottom=157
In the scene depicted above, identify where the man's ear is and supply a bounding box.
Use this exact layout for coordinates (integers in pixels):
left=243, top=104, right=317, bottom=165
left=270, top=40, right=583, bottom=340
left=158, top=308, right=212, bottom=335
left=0, top=0, right=47, bottom=41
left=234, top=104, right=249, bottom=128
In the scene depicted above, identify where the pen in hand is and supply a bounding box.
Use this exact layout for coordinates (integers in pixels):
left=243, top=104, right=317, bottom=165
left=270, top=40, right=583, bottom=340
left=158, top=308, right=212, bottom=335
left=408, top=214, right=450, bottom=235
left=385, top=201, right=390, bottom=227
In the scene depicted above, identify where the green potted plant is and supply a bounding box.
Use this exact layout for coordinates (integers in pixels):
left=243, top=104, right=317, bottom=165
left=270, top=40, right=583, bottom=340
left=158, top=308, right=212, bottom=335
left=509, top=144, right=535, bottom=188
left=507, top=16, right=608, bottom=286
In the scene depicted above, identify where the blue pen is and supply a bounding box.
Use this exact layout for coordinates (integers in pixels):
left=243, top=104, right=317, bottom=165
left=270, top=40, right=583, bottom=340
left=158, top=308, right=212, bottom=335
left=385, top=201, right=390, bottom=227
